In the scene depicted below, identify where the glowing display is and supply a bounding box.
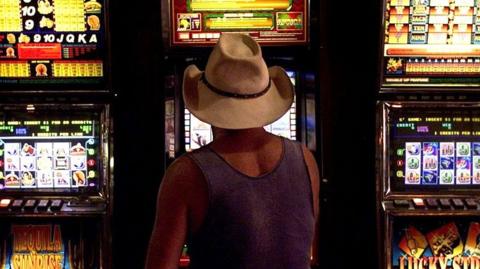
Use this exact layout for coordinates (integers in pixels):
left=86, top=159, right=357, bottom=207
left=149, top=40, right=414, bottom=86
left=389, top=107, right=480, bottom=190
left=391, top=217, right=480, bottom=269
left=0, top=222, right=100, bottom=269
left=0, top=0, right=107, bottom=86
left=0, top=111, right=101, bottom=190
left=189, top=0, right=291, bottom=11
left=170, top=0, right=307, bottom=45
left=382, top=0, right=480, bottom=87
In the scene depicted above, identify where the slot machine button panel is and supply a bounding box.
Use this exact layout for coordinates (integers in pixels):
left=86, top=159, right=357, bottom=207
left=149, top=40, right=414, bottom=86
left=11, top=199, right=24, bottom=211
left=465, top=199, right=478, bottom=209
left=393, top=199, right=410, bottom=208
left=425, top=198, right=438, bottom=208
left=24, top=199, right=37, bottom=211
left=451, top=198, right=464, bottom=209
left=439, top=198, right=451, bottom=209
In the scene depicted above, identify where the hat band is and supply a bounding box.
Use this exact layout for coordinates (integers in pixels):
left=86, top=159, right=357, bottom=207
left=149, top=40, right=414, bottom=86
left=201, top=72, right=271, bottom=99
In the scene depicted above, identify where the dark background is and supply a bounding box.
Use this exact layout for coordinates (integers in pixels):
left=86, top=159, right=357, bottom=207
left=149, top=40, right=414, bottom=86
left=110, top=0, right=382, bottom=268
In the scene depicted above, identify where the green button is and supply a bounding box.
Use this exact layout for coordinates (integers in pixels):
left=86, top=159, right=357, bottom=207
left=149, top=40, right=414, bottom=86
left=397, top=149, right=404, bottom=156
left=88, top=149, right=95, bottom=155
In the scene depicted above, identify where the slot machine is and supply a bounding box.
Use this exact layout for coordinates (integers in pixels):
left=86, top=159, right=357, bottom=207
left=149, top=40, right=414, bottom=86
left=162, top=0, right=317, bottom=160
left=377, top=0, right=480, bottom=268
left=160, top=0, right=319, bottom=267
left=0, top=0, right=113, bottom=268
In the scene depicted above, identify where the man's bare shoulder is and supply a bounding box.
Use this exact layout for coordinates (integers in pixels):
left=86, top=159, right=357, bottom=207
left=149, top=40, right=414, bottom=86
left=300, top=145, right=318, bottom=173
left=162, top=154, right=206, bottom=193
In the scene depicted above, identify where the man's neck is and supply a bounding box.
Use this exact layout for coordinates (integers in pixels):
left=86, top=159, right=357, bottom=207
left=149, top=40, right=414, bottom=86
left=212, top=127, right=268, bottom=140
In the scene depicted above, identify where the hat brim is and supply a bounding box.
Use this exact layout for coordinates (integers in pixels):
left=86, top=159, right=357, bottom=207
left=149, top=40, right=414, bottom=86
left=183, top=64, right=294, bottom=129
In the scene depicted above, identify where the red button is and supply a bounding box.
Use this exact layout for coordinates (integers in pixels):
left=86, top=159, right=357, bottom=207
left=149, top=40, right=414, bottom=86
left=397, top=160, right=404, bottom=166
left=87, top=159, right=95, bottom=167
left=0, top=160, right=4, bottom=167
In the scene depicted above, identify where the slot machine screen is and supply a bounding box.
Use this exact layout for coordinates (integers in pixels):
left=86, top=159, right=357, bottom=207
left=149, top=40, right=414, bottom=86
left=184, top=109, right=212, bottom=152
left=381, top=0, right=480, bottom=88
left=387, top=105, right=480, bottom=192
left=169, top=0, right=308, bottom=46
left=184, top=70, right=297, bottom=152
left=0, top=0, right=107, bottom=89
left=0, top=106, right=102, bottom=192
left=389, top=215, right=480, bottom=269
left=263, top=70, right=297, bottom=140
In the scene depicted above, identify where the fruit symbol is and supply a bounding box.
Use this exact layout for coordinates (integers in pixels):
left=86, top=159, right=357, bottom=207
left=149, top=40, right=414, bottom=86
left=18, top=34, right=30, bottom=43
left=39, top=16, right=54, bottom=28
left=6, top=34, right=16, bottom=44
left=87, top=15, right=100, bottom=30
left=37, top=0, right=53, bottom=15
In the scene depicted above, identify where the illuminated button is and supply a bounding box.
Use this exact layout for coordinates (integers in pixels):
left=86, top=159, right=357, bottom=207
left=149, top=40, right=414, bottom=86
left=393, top=200, right=410, bottom=208
left=88, top=170, right=95, bottom=178
left=0, top=160, right=3, bottom=167
left=452, top=199, right=464, bottom=209
left=87, top=159, right=95, bottom=167
left=88, top=149, right=95, bottom=155
left=11, top=200, right=23, bottom=210
left=439, top=199, right=451, bottom=209
left=426, top=198, right=438, bottom=208
left=0, top=171, right=3, bottom=179
left=397, top=149, right=405, bottom=156
left=50, top=200, right=63, bottom=211
left=397, top=160, right=404, bottom=166
left=0, top=149, right=4, bottom=156
left=413, top=198, right=425, bottom=208
left=396, top=170, right=404, bottom=178
left=0, top=199, right=11, bottom=208
left=37, top=200, right=49, bottom=211
left=465, top=199, right=478, bottom=209
left=24, top=199, right=37, bottom=210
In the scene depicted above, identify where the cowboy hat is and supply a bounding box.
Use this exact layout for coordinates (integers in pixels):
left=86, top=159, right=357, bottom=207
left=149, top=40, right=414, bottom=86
left=183, top=33, right=294, bottom=129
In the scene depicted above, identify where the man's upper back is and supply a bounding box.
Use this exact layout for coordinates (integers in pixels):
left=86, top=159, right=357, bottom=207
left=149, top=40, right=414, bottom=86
left=186, top=135, right=315, bottom=269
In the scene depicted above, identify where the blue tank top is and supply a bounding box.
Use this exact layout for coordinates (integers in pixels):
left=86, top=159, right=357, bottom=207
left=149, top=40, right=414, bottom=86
left=187, top=138, right=315, bottom=269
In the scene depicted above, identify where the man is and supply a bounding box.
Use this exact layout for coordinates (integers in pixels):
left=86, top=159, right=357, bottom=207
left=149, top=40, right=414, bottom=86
left=145, top=33, right=319, bottom=269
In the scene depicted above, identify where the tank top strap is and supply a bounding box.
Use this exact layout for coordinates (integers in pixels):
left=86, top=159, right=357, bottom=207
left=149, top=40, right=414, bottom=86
left=281, top=137, right=305, bottom=165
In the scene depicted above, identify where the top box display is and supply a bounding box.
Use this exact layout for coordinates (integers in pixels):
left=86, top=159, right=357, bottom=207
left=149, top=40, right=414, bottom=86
left=0, top=0, right=108, bottom=91
left=381, top=0, right=480, bottom=90
left=168, top=0, right=308, bottom=46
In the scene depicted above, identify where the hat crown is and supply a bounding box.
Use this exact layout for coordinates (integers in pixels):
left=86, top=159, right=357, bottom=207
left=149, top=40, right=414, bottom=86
left=205, top=34, right=270, bottom=95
